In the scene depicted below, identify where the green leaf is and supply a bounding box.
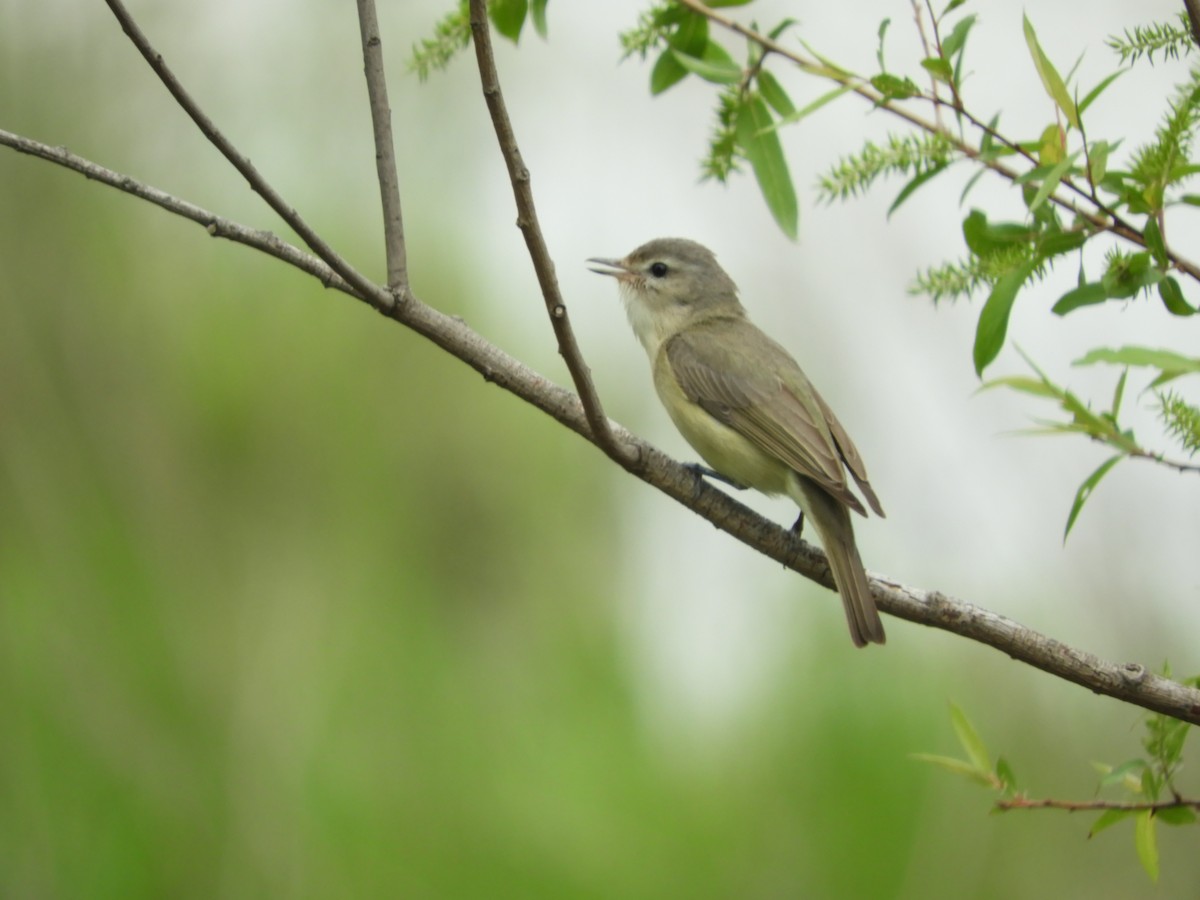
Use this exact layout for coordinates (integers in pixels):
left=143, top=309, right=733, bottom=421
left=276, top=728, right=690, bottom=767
left=671, top=44, right=741, bottom=85
left=1064, top=453, right=1123, bottom=541
left=650, top=50, right=688, bottom=95
left=980, top=375, right=1062, bottom=399
left=1052, top=282, right=1109, bottom=315
left=1087, top=140, right=1110, bottom=184
left=962, top=209, right=1037, bottom=257
left=973, top=261, right=1038, bottom=376
left=909, top=753, right=997, bottom=787
left=757, top=69, right=795, bottom=117
left=876, top=17, right=891, bottom=72
left=1074, top=346, right=1200, bottom=374
left=921, top=56, right=954, bottom=84
left=888, top=163, right=949, bottom=217
left=1089, top=807, right=1135, bottom=838
left=1027, top=153, right=1078, bottom=212
left=668, top=10, right=708, bottom=54
left=776, top=84, right=853, bottom=126
left=707, top=0, right=754, bottom=6
left=488, top=0, right=527, bottom=42
left=1135, top=810, right=1159, bottom=883
left=1023, top=14, right=1079, bottom=129
left=736, top=95, right=799, bottom=240
left=942, top=0, right=969, bottom=15
left=1079, top=69, right=1125, bottom=115
left=870, top=73, right=922, bottom=101
left=942, top=14, right=977, bottom=60
left=1112, top=368, right=1128, bottom=419
left=530, top=0, right=548, bottom=38
left=1159, top=276, right=1196, bottom=316
left=1157, top=806, right=1197, bottom=826
left=1144, top=217, right=1168, bottom=266
left=995, top=756, right=1018, bottom=794
left=1098, top=758, right=1148, bottom=789
left=950, top=703, right=992, bottom=774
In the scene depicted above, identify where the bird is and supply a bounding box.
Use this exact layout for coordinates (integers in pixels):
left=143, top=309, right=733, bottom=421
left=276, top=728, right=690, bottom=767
left=589, top=237, right=886, bottom=647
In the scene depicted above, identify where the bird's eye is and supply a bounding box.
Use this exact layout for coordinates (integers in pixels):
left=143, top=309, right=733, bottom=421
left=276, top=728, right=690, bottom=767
left=649, top=261, right=669, bottom=278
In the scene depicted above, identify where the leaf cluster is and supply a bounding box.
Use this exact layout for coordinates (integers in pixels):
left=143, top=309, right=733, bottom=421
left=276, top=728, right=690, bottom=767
left=1107, top=13, right=1196, bottom=66
left=917, top=694, right=1200, bottom=883
left=409, top=0, right=548, bottom=79
left=984, top=347, right=1200, bottom=538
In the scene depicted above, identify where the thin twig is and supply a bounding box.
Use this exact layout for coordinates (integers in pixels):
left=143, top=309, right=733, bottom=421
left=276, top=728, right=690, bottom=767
left=998, top=795, right=1200, bottom=813
left=356, top=0, right=409, bottom=295
left=466, top=0, right=638, bottom=469
left=101, top=0, right=388, bottom=307
left=5, top=124, right=1200, bottom=725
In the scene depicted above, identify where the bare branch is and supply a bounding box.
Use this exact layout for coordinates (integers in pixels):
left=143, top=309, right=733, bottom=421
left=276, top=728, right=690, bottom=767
left=5, top=125, right=1200, bottom=724
left=356, top=0, right=409, bottom=294
left=101, top=0, right=389, bottom=307
left=466, top=0, right=639, bottom=469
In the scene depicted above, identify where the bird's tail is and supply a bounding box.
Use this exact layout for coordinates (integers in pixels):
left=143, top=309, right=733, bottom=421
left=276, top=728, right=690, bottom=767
left=791, top=479, right=886, bottom=648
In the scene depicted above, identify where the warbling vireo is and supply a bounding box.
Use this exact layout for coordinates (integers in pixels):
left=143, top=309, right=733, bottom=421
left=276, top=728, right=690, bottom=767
left=589, top=237, right=886, bottom=647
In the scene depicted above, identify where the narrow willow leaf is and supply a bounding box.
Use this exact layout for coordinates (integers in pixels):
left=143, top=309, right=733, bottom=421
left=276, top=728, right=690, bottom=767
left=530, top=0, right=548, bottom=38
left=650, top=50, right=688, bottom=95
left=950, top=703, right=992, bottom=774
left=1064, top=453, right=1123, bottom=541
left=1112, top=368, right=1128, bottom=419
left=1052, top=282, right=1109, bottom=315
left=1135, top=811, right=1159, bottom=883
left=942, top=14, right=977, bottom=60
left=871, top=73, right=922, bottom=101
left=979, top=375, right=1062, bottom=399
left=671, top=45, right=741, bottom=84
left=974, top=261, right=1037, bottom=376
left=1144, top=217, right=1168, bottom=266
left=1074, top=346, right=1200, bottom=373
left=1028, top=153, right=1078, bottom=211
left=757, top=69, right=795, bottom=117
left=1159, top=276, right=1196, bottom=316
left=1089, top=807, right=1135, bottom=838
left=1157, top=806, right=1197, bottom=826
left=909, top=753, right=996, bottom=787
left=489, top=0, right=527, bottom=41
left=921, top=56, right=954, bottom=84
left=1023, top=14, right=1079, bottom=128
left=736, top=95, right=799, bottom=239
left=888, top=163, right=949, bottom=217
left=1079, top=69, right=1125, bottom=114
left=776, top=84, right=853, bottom=126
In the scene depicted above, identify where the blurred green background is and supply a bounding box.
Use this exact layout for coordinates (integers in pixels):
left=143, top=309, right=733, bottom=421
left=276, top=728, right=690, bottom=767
left=2, top=1, right=1198, bottom=897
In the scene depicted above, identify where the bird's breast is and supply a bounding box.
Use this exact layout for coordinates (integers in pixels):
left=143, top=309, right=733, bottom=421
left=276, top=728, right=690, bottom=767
left=650, top=349, right=791, bottom=496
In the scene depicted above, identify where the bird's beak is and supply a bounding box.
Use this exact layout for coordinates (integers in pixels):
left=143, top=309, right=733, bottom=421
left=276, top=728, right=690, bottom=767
left=587, top=256, right=633, bottom=280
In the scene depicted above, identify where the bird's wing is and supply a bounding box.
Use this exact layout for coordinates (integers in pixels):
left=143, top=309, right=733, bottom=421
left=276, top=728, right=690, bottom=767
left=663, top=318, right=872, bottom=516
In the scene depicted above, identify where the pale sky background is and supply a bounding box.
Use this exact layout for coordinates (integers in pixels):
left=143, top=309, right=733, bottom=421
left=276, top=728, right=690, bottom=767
left=6, top=0, right=1197, bottom=737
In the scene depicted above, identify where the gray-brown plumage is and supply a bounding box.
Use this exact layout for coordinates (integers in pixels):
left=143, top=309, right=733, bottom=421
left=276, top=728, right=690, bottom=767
left=589, top=238, right=885, bottom=647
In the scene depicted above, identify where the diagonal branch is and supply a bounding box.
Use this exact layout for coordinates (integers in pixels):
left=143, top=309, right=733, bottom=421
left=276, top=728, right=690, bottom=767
left=356, top=0, right=409, bottom=294
left=102, top=0, right=389, bottom=307
left=4, top=124, right=1200, bottom=725
left=467, top=0, right=638, bottom=468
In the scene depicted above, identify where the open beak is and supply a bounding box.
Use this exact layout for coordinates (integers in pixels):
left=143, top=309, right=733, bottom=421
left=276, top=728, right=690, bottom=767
left=587, top=256, right=633, bottom=279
